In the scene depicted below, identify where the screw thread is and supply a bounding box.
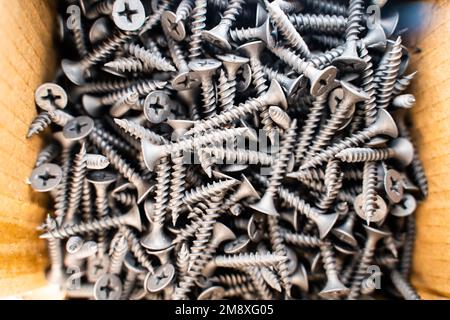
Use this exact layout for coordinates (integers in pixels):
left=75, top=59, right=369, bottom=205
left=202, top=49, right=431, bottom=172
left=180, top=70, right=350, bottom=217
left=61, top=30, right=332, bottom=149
left=85, top=154, right=109, bottom=170
left=175, top=0, right=195, bottom=22
left=392, top=72, right=417, bottom=96
left=201, top=146, right=273, bottom=168
left=166, top=36, right=189, bottom=72
left=246, top=267, right=274, bottom=299
left=307, top=101, right=354, bottom=157
left=320, top=242, right=343, bottom=280
left=114, top=118, right=167, bottom=144
left=66, top=145, right=87, bottom=221
left=267, top=120, right=297, bottom=196
left=126, top=43, right=175, bottom=72
left=189, top=0, right=208, bottom=60
left=176, top=243, right=190, bottom=280
left=337, top=147, right=391, bottom=163
left=345, top=0, right=364, bottom=41
left=214, top=252, right=286, bottom=269
left=289, top=13, right=347, bottom=34
left=267, top=215, right=292, bottom=295
left=304, top=0, right=348, bottom=16
left=78, top=78, right=138, bottom=95
left=90, top=128, right=143, bottom=188
left=294, top=94, right=327, bottom=164
left=152, top=157, right=171, bottom=226
left=269, top=106, right=291, bottom=130
left=229, top=26, right=260, bottom=43
left=68, top=9, right=88, bottom=57
left=35, top=141, right=60, bottom=167
left=223, top=282, right=256, bottom=298
left=359, top=45, right=377, bottom=126
left=140, top=0, right=171, bottom=34
left=109, top=233, right=128, bottom=274
left=85, top=0, right=114, bottom=19
left=105, top=57, right=152, bottom=74
left=54, top=147, right=73, bottom=217
left=309, top=44, right=345, bottom=69
left=27, top=112, right=52, bottom=138
left=362, top=161, right=379, bottom=222
left=317, top=160, right=343, bottom=211
left=95, top=122, right=137, bottom=155
left=267, top=2, right=311, bottom=58
left=283, top=231, right=323, bottom=247
left=311, top=34, right=344, bottom=49
left=120, top=271, right=137, bottom=300
left=278, top=187, right=320, bottom=220
left=390, top=269, right=420, bottom=300
left=81, top=179, right=93, bottom=222
left=113, top=192, right=136, bottom=207
left=49, top=110, right=74, bottom=127
left=376, top=37, right=403, bottom=109
left=401, top=215, right=416, bottom=278
left=101, top=79, right=167, bottom=105
left=121, top=226, right=154, bottom=273
left=221, top=0, right=245, bottom=27
left=200, top=79, right=217, bottom=119
left=183, top=179, right=238, bottom=206
left=348, top=244, right=377, bottom=299
left=213, top=273, right=249, bottom=287
left=217, top=70, right=237, bottom=111
left=169, top=151, right=187, bottom=226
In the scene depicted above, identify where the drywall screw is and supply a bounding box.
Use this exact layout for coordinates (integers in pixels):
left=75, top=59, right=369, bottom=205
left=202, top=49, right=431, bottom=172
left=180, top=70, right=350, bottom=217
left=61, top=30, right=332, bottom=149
left=175, top=243, right=190, bottom=280
left=261, top=266, right=282, bottom=292
left=216, top=54, right=249, bottom=111
left=250, top=119, right=297, bottom=216
left=270, top=45, right=337, bottom=97
left=266, top=1, right=311, bottom=58
left=307, top=82, right=370, bottom=157
left=62, top=0, right=146, bottom=85
left=336, top=138, right=414, bottom=167
left=316, top=160, right=343, bottom=212
left=29, top=163, right=63, bottom=192
left=64, top=144, right=87, bottom=223
left=348, top=225, right=391, bottom=299
left=139, top=0, right=171, bottom=35
left=34, top=141, right=61, bottom=168
left=188, top=59, right=222, bottom=119
left=188, top=0, right=208, bottom=60
left=161, top=0, right=194, bottom=41
left=268, top=106, right=291, bottom=130
left=390, top=269, right=421, bottom=300
left=35, top=83, right=68, bottom=112
left=303, top=0, right=347, bottom=16
left=300, top=109, right=399, bottom=170
left=103, top=57, right=152, bottom=75
left=229, top=18, right=277, bottom=47
left=67, top=4, right=89, bottom=57
left=124, top=42, right=176, bottom=72
left=109, top=231, right=128, bottom=274
left=246, top=266, right=274, bottom=299
left=282, top=231, right=323, bottom=248
left=331, top=211, right=358, bottom=247
left=141, top=127, right=252, bottom=170
left=263, top=66, right=307, bottom=103
left=400, top=214, right=416, bottom=279
left=140, top=160, right=173, bottom=252
left=288, top=13, right=347, bottom=34
left=27, top=112, right=52, bottom=138
left=392, top=71, right=417, bottom=96
left=85, top=153, right=110, bottom=170
left=40, top=204, right=142, bottom=239
left=121, top=226, right=155, bottom=273
left=114, top=118, right=167, bottom=144
left=90, top=127, right=152, bottom=203
left=278, top=187, right=338, bottom=239
left=186, top=79, right=287, bottom=135
left=319, top=242, right=349, bottom=298
left=202, top=0, right=245, bottom=49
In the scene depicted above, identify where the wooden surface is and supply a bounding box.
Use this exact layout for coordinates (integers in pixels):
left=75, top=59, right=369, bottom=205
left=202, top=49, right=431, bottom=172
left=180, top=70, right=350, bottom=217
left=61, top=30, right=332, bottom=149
left=0, top=0, right=56, bottom=297
left=409, top=0, right=450, bottom=299
left=0, top=0, right=449, bottom=299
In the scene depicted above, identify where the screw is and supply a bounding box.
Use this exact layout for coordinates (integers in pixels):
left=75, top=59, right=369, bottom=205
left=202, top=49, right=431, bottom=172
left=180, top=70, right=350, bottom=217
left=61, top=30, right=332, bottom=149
left=29, top=163, right=63, bottom=192
left=161, top=0, right=194, bottom=41
left=94, top=273, right=123, bottom=300
left=35, top=83, right=68, bottom=111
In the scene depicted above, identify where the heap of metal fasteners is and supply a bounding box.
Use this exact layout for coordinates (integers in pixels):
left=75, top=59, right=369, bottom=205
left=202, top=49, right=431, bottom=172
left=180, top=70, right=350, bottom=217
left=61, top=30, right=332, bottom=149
left=27, top=0, right=427, bottom=300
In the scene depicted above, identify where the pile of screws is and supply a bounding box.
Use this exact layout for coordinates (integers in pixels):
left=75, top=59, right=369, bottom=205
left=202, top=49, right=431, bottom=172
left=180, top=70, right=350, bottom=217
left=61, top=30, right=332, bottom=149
left=27, top=0, right=427, bottom=300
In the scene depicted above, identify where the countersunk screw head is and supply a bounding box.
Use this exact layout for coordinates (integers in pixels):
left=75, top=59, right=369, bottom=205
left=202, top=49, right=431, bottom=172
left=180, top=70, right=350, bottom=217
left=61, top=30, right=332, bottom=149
left=124, top=251, right=145, bottom=274
left=308, top=65, right=337, bottom=97
left=202, top=23, right=232, bottom=50
left=61, top=59, right=88, bottom=85
left=391, top=193, right=416, bottom=217
left=63, top=116, right=94, bottom=141
left=145, top=264, right=175, bottom=293
left=247, top=213, right=265, bottom=242
left=224, top=235, right=251, bottom=254
left=354, top=194, right=388, bottom=223
left=112, top=0, right=146, bottom=31
left=94, top=274, right=122, bottom=300
left=87, top=170, right=118, bottom=185
left=29, top=163, right=63, bottom=192
left=161, top=11, right=186, bottom=41
left=35, top=83, right=68, bottom=111
left=188, top=59, right=222, bottom=76
left=216, top=54, right=249, bottom=77
left=384, top=169, right=404, bottom=203
left=198, top=286, right=226, bottom=300
left=171, top=71, right=201, bottom=91
left=236, top=63, right=253, bottom=92
left=144, top=91, right=171, bottom=124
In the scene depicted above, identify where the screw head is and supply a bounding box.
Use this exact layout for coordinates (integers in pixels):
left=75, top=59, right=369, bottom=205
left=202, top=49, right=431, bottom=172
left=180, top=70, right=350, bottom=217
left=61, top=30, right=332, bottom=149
left=384, top=169, right=404, bottom=203
left=94, top=274, right=122, bottom=300
left=188, top=59, right=222, bottom=74
left=236, top=63, right=253, bottom=92
left=391, top=193, right=416, bottom=217
left=197, top=286, right=226, bottom=300
left=171, top=71, right=201, bottom=91
left=89, top=17, right=112, bottom=44
left=161, top=11, right=186, bottom=41
left=145, top=264, right=175, bottom=293
left=223, top=235, right=251, bottom=254
left=87, top=170, right=118, bottom=185
left=144, top=91, right=171, bottom=124
left=309, top=66, right=337, bottom=97
left=124, top=251, right=145, bottom=274
left=63, top=116, right=94, bottom=141
left=35, top=83, right=68, bottom=111
left=354, top=194, right=388, bottom=223
left=202, top=23, right=232, bottom=50
left=247, top=213, right=265, bottom=242
left=112, top=0, right=146, bottom=31
left=29, top=164, right=63, bottom=192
